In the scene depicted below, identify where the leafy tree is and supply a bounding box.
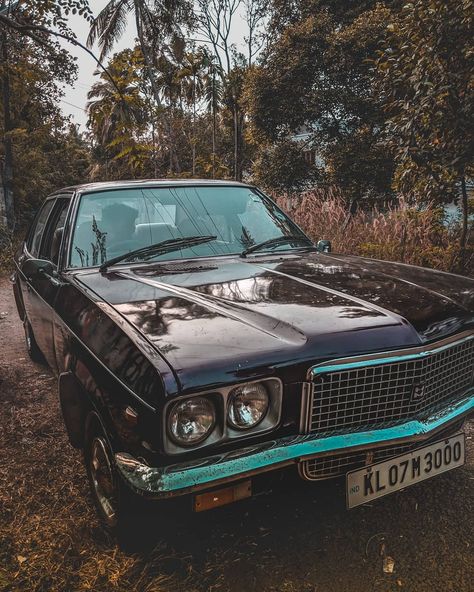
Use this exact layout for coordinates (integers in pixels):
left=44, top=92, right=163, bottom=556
left=252, top=139, right=314, bottom=194
left=244, top=1, right=395, bottom=203
left=1, top=39, right=89, bottom=222
left=1, top=0, right=91, bottom=229
left=87, top=48, right=150, bottom=178
left=377, top=0, right=474, bottom=255
left=197, top=0, right=263, bottom=180
left=179, top=49, right=207, bottom=175
left=202, top=52, right=223, bottom=178
left=243, top=0, right=268, bottom=67
left=87, top=0, right=193, bottom=106
left=0, top=0, right=93, bottom=229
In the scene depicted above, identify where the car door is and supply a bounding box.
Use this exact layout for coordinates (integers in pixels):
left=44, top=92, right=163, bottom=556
left=22, top=197, right=71, bottom=369
left=19, top=198, right=56, bottom=334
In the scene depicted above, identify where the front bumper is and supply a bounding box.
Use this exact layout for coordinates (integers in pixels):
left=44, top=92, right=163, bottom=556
left=115, top=392, right=474, bottom=499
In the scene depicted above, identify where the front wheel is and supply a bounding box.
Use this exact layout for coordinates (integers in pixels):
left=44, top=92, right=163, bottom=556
left=83, top=413, right=143, bottom=535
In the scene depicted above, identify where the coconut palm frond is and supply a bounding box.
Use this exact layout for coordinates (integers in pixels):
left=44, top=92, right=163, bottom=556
left=87, top=0, right=134, bottom=60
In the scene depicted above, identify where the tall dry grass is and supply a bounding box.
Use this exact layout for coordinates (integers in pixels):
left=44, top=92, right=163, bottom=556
left=275, top=188, right=473, bottom=276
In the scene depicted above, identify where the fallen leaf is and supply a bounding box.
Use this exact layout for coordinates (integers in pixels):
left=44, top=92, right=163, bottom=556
left=383, top=556, right=395, bottom=574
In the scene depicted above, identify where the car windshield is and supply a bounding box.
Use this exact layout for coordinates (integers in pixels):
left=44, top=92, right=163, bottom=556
left=69, top=185, right=309, bottom=268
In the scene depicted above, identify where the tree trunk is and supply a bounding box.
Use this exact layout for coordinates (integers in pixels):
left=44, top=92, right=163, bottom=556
left=342, top=197, right=359, bottom=231
left=211, top=72, right=216, bottom=179
left=0, top=22, right=14, bottom=230
left=233, top=104, right=239, bottom=181
left=168, top=115, right=174, bottom=174
left=134, top=1, right=161, bottom=107
left=192, top=75, right=196, bottom=177
left=151, top=113, right=158, bottom=178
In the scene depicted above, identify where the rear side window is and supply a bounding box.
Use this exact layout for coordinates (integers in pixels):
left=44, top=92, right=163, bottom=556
left=40, top=199, right=70, bottom=265
left=28, top=200, right=55, bottom=257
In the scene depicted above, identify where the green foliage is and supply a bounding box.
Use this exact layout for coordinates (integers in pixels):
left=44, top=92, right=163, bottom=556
left=1, top=22, right=91, bottom=225
left=86, top=48, right=150, bottom=178
left=252, top=139, right=314, bottom=193
left=244, top=1, right=395, bottom=200
left=1, top=0, right=472, bottom=267
left=14, top=124, right=90, bottom=218
left=377, top=0, right=474, bottom=204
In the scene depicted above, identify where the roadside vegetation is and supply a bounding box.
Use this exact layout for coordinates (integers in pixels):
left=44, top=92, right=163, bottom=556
left=0, top=0, right=473, bottom=273
left=275, top=188, right=474, bottom=276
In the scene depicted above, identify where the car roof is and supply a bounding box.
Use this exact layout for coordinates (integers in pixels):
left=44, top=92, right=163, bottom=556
left=51, top=179, right=254, bottom=196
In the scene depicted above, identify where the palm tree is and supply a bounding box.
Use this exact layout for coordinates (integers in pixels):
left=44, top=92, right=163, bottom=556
left=179, top=49, right=206, bottom=175
left=87, top=0, right=191, bottom=106
left=87, top=49, right=147, bottom=177
left=202, top=54, right=223, bottom=178
left=155, top=39, right=185, bottom=174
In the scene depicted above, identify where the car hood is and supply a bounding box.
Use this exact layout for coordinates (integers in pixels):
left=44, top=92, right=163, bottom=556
left=75, top=252, right=474, bottom=392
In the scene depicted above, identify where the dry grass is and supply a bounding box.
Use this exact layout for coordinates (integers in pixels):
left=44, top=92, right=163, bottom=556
left=0, top=347, right=203, bottom=592
left=0, top=228, right=22, bottom=274
left=275, top=188, right=473, bottom=276
left=0, top=367, right=133, bottom=592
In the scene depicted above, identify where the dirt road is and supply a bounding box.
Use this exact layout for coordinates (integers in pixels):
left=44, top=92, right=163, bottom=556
left=0, top=275, right=473, bottom=592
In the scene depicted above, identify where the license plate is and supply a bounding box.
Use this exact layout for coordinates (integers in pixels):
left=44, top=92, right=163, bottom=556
left=346, top=433, right=465, bottom=509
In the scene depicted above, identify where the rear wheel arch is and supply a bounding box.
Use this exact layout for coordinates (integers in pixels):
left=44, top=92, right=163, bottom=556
left=24, top=319, right=46, bottom=364
left=12, top=274, right=26, bottom=322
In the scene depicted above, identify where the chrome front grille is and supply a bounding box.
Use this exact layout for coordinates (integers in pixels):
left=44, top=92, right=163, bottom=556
left=302, top=444, right=411, bottom=480
left=301, top=422, right=464, bottom=480
left=306, top=333, right=474, bottom=435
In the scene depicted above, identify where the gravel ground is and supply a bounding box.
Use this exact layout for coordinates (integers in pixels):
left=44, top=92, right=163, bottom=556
left=0, top=275, right=473, bottom=592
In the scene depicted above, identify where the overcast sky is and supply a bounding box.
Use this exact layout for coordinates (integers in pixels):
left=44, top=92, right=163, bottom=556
left=59, top=1, right=249, bottom=129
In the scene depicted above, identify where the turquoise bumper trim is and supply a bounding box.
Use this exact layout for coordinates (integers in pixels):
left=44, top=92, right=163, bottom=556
left=115, top=392, right=474, bottom=498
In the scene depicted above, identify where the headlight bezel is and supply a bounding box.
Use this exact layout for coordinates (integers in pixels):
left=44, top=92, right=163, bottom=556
left=227, top=382, right=270, bottom=430
left=168, top=396, right=217, bottom=447
left=163, top=378, right=283, bottom=455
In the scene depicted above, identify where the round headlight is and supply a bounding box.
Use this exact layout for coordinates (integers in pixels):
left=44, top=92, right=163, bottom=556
left=228, top=383, right=269, bottom=429
left=169, top=397, right=215, bottom=446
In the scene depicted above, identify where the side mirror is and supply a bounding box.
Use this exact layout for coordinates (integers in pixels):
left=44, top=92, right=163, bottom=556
left=23, top=258, right=54, bottom=281
left=316, top=240, right=332, bottom=253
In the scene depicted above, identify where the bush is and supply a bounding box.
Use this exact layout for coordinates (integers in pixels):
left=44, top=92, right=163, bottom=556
left=274, top=188, right=473, bottom=276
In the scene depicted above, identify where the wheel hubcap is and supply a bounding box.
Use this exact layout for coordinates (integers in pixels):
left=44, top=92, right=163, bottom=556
left=90, top=437, right=117, bottom=521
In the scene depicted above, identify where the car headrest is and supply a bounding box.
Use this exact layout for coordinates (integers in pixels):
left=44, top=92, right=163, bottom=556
left=51, top=227, right=64, bottom=265
left=134, top=223, right=177, bottom=244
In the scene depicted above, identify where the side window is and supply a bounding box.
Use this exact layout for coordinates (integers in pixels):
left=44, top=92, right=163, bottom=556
left=40, top=199, right=70, bottom=265
left=28, top=200, right=55, bottom=257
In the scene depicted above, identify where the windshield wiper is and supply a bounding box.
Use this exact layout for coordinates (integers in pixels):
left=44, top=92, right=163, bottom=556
left=99, top=235, right=217, bottom=271
left=240, top=235, right=313, bottom=257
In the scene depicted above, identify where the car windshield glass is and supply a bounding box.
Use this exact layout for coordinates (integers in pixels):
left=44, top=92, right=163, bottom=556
left=69, top=185, right=308, bottom=268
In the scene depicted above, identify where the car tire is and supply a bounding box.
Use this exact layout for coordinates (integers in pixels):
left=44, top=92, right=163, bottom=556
left=24, top=320, right=45, bottom=364
left=83, top=412, right=148, bottom=544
